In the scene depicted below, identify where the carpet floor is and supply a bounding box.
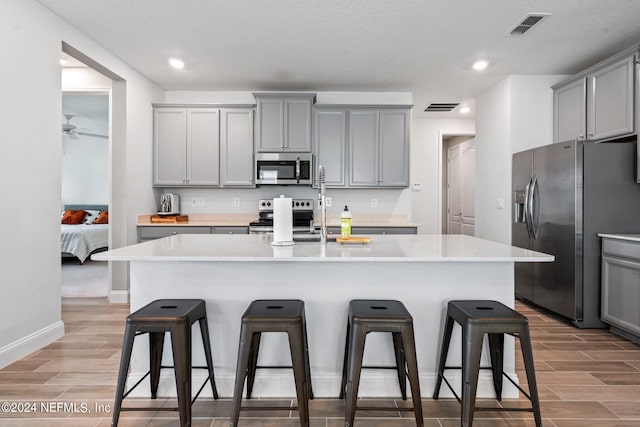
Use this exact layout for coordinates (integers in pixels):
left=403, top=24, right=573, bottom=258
left=61, top=258, right=108, bottom=298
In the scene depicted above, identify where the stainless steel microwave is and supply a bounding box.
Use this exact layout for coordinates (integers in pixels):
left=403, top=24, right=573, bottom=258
left=255, top=153, right=312, bottom=185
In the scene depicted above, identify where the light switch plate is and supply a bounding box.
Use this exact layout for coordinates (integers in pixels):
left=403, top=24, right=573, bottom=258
left=496, top=198, right=504, bottom=209
left=233, top=198, right=240, bottom=208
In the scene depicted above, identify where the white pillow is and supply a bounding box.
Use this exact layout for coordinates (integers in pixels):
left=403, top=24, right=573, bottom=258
left=84, top=210, right=101, bottom=224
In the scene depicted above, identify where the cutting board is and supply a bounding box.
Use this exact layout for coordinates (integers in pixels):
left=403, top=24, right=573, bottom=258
left=336, top=236, right=371, bottom=244
left=150, top=215, right=189, bottom=223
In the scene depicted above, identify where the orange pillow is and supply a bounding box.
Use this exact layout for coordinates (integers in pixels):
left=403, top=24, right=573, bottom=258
left=61, top=210, right=87, bottom=224
left=93, top=211, right=109, bottom=224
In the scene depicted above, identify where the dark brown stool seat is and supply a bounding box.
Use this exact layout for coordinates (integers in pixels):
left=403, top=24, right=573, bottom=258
left=230, top=299, right=313, bottom=427
left=112, top=299, right=218, bottom=427
left=340, top=299, right=424, bottom=427
left=433, top=300, right=542, bottom=427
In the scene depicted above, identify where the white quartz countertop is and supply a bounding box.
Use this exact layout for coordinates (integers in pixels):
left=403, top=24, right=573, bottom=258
left=598, top=234, right=640, bottom=242
left=93, top=234, right=553, bottom=262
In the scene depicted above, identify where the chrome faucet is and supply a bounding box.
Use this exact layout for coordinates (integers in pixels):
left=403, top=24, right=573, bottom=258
left=318, top=165, right=327, bottom=244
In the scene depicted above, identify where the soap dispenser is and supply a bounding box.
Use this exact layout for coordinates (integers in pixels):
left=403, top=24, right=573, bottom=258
left=341, top=205, right=352, bottom=237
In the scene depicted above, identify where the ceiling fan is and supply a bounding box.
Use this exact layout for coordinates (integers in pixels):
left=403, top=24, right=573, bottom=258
left=62, top=114, right=108, bottom=139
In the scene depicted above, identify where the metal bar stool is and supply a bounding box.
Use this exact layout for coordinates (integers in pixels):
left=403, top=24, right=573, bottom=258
left=230, top=299, right=313, bottom=427
left=432, top=300, right=542, bottom=427
left=111, top=299, right=219, bottom=427
left=339, top=299, right=424, bottom=427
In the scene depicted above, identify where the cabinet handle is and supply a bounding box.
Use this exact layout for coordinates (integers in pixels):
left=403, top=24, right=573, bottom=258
left=587, top=132, right=594, bottom=137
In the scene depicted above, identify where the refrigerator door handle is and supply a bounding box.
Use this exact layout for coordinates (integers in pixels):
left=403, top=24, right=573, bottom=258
left=524, top=176, right=533, bottom=238
left=529, top=175, right=539, bottom=239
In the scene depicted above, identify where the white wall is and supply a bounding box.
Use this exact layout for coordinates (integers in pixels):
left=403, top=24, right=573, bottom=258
left=475, top=75, right=566, bottom=244
left=61, top=92, right=109, bottom=206
left=61, top=135, right=109, bottom=205
left=410, top=117, right=475, bottom=233
left=0, top=0, right=162, bottom=368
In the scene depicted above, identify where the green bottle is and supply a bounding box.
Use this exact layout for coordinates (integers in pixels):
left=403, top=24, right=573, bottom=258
left=341, top=205, right=352, bottom=237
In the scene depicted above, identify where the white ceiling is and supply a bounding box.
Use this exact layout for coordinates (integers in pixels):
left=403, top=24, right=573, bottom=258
left=40, top=0, right=640, bottom=117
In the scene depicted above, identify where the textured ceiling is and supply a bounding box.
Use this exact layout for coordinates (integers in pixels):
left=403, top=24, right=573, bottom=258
left=39, top=0, right=640, bottom=117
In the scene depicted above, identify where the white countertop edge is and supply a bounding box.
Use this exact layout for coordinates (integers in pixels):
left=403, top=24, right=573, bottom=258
left=598, top=233, right=640, bottom=242
left=92, top=254, right=553, bottom=262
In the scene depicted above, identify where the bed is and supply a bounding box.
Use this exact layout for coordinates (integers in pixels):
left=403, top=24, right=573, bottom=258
left=61, top=204, right=109, bottom=263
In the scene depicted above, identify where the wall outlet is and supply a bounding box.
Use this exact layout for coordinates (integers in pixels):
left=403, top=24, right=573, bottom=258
left=371, top=198, right=378, bottom=208
left=191, top=197, right=205, bottom=207
left=233, top=198, right=240, bottom=208
left=325, top=197, right=332, bottom=207
left=496, top=197, right=505, bottom=209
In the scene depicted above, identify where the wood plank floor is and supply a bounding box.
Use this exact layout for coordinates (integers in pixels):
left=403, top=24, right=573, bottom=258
left=0, top=298, right=639, bottom=426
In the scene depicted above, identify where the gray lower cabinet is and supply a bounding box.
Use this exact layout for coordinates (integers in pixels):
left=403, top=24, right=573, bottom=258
left=326, top=226, right=417, bottom=235
left=137, top=226, right=213, bottom=243
left=153, top=105, right=255, bottom=187
left=553, top=47, right=636, bottom=143
left=213, top=226, right=249, bottom=234
left=601, top=237, right=640, bottom=341
left=255, top=93, right=315, bottom=152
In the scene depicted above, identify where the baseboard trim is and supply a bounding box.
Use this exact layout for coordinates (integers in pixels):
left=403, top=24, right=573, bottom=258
left=109, top=290, right=129, bottom=304
left=0, top=321, right=64, bottom=369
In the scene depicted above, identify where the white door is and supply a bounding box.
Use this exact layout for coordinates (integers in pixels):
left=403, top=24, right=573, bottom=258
left=447, top=144, right=462, bottom=234
left=460, top=138, right=476, bottom=236
left=447, top=137, right=476, bottom=235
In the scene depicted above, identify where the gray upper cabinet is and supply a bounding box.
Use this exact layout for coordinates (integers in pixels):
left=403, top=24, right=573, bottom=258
left=349, top=109, right=379, bottom=186
left=154, top=108, right=187, bottom=186
left=187, top=108, right=220, bottom=185
left=255, top=93, right=315, bottom=152
left=553, top=78, right=586, bottom=143
left=553, top=48, right=637, bottom=143
left=378, top=109, right=410, bottom=187
left=153, top=104, right=254, bottom=187
left=348, top=107, right=410, bottom=187
left=588, top=53, right=635, bottom=141
left=314, top=108, right=347, bottom=187
left=154, top=107, right=220, bottom=186
left=220, top=108, right=254, bottom=187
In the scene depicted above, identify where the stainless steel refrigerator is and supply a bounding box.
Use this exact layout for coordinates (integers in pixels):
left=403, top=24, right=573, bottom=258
left=512, top=140, right=640, bottom=328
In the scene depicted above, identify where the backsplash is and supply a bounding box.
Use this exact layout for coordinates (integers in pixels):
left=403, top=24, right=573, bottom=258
left=157, top=187, right=411, bottom=218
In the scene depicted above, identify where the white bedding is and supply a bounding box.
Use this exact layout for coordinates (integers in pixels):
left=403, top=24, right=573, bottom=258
left=61, top=224, right=109, bottom=263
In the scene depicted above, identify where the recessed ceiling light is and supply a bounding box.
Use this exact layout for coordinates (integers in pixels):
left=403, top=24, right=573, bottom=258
left=169, top=58, right=185, bottom=69
left=472, top=60, right=489, bottom=71
left=460, top=106, right=471, bottom=114
left=59, top=58, right=68, bottom=66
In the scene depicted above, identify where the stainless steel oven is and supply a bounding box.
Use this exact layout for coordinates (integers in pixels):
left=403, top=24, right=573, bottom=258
left=255, top=153, right=312, bottom=185
left=249, top=199, right=316, bottom=235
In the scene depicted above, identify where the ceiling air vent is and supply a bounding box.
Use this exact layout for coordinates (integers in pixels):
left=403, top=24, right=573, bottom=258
left=508, top=13, right=550, bottom=36
left=424, top=103, right=459, bottom=112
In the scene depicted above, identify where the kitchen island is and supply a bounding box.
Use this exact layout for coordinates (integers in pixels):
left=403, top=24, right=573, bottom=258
left=94, top=234, right=552, bottom=399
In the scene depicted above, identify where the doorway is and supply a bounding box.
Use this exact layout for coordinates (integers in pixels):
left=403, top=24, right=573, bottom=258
left=60, top=42, right=127, bottom=303
left=442, top=135, right=476, bottom=235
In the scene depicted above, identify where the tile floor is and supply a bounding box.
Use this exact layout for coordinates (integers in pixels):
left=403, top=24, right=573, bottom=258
left=0, top=298, right=639, bottom=426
